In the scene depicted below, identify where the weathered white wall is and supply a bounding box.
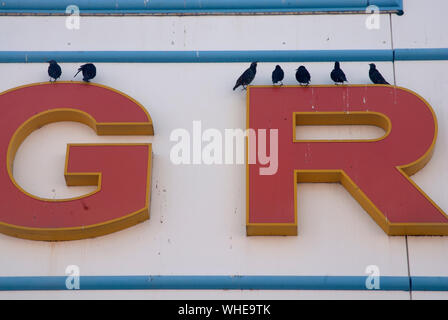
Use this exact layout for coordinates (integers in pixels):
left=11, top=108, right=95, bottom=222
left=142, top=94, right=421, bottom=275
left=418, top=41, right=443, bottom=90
left=0, top=0, right=447, bottom=299
left=0, top=15, right=391, bottom=51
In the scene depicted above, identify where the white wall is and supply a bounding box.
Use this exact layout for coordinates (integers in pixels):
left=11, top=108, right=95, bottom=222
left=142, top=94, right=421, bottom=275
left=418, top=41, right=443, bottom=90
left=0, top=0, right=447, bottom=299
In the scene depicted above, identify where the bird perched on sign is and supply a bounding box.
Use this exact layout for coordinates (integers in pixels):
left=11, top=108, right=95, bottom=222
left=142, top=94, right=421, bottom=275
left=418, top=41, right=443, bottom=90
left=233, top=62, right=257, bottom=91
left=330, top=61, right=347, bottom=85
left=74, top=63, right=96, bottom=82
left=295, top=66, right=311, bottom=86
left=369, top=63, right=390, bottom=85
left=272, top=65, right=284, bottom=86
left=47, top=60, right=62, bottom=82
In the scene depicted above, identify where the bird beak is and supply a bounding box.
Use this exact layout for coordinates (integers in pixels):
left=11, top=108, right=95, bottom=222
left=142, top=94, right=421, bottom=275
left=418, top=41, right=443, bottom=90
left=74, top=70, right=81, bottom=78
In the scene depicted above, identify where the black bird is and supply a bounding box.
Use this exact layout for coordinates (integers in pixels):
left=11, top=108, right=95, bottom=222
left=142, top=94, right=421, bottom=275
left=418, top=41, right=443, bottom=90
left=74, top=63, right=96, bottom=82
left=233, top=62, right=257, bottom=91
left=369, top=63, right=390, bottom=85
left=272, top=65, right=284, bottom=86
left=47, top=60, right=62, bottom=82
left=295, top=66, right=311, bottom=86
left=330, top=61, right=347, bottom=84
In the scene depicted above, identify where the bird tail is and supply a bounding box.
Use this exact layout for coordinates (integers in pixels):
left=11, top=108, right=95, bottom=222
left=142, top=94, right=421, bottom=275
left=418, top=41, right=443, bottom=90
left=233, top=84, right=238, bottom=91
left=74, top=69, right=81, bottom=78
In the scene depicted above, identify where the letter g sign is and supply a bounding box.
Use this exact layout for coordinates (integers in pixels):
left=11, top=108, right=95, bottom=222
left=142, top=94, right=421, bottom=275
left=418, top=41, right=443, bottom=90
left=0, top=82, right=154, bottom=241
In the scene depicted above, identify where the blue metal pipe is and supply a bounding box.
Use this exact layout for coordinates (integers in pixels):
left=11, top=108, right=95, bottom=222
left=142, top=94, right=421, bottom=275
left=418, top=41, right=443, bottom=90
left=3, top=49, right=448, bottom=63
left=0, top=0, right=403, bottom=14
left=395, top=48, right=448, bottom=61
left=0, top=50, right=394, bottom=63
left=0, top=275, right=411, bottom=291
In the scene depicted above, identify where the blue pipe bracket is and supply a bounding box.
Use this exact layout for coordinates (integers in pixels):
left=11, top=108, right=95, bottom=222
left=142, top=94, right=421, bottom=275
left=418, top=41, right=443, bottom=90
left=0, top=0, right=404, bottom=15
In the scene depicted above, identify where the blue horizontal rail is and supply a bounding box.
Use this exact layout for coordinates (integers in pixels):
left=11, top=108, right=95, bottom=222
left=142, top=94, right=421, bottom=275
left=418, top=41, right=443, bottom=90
left=412, top=277, right=448, bottom=291
left=0, top=0, right=403, bottom=14
left=0, top=50, right=394, bottom=63
left=0, top=275, right=414, bottom=291
left=394, top=48, right=448, bottom=61
left=1, top=49, right=448, bottom=63
left=0, top=275, right=447, bottom=291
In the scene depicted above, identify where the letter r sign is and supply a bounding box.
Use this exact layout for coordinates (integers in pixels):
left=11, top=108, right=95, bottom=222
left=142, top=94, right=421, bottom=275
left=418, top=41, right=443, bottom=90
left=247, top=85, right=448, bottom=236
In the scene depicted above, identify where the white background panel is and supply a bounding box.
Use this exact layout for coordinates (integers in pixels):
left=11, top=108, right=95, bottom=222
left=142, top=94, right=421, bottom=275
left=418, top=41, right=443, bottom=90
left=412, top=292, right=448, bottom=300
left=394, top=61, right=448, bottom=277
left=2, top=0, right=448, bottom=298
left=0, top=62, right=407, bottom=280
left=0, top=15, right=391, bottom=51
left=0, top=290, right=410, bottom=300
left=392, top=0, right=448, bottom=48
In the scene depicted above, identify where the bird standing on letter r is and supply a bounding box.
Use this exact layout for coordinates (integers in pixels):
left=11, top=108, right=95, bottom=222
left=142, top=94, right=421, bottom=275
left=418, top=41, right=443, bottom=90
left=369, top=63, right=390, bottom=85
left=74, top=63, right=96, bottom=82
left=295, top=66, right=311, bottom=86
left=331, top=61, right=347, bottom=85
left=272, top=65, right=284, bottom=86
left=233, top=62, right=257, bottom=91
